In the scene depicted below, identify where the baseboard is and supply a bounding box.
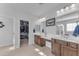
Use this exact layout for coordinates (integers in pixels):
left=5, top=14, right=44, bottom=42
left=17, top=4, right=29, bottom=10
left=0, top=44, right=13, bottom=47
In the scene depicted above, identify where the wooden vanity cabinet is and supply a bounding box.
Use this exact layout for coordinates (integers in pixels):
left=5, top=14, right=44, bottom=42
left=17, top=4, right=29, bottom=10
left=62, top=42, right=78, bottom=56
left=61, top=42, right=78, bottom=56
left=51, top=38, right=78, bottom=56
left=61, top=45, right=78, bottom=56
left=51, top=39, right=61, bottom=56
left=34, top=35, right=40, bottom=44
left=34, top=35, right=45, bottom=47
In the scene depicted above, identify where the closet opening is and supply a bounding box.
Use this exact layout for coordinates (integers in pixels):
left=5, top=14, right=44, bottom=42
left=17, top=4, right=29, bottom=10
left=20, top=20, right=29, bottom=47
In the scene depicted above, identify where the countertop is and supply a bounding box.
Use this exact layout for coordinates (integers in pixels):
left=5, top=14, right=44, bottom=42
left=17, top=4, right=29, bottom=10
left=34, top=33, right=79, bottom=44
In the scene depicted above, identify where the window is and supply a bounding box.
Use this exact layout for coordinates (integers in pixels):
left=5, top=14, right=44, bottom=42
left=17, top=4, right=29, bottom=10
left=66, top=23, right=77, bottom=32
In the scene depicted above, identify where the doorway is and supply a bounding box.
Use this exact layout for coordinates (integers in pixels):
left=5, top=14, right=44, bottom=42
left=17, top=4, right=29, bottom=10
left=20, top=20, right=29, bottom=47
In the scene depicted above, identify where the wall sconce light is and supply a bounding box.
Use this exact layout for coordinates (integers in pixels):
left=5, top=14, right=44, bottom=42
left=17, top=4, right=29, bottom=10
left=0, top=22, right=5, bottom=28
left=42, top=29, right=44, bottom=33
left=33, top=28, right=35, bottom=33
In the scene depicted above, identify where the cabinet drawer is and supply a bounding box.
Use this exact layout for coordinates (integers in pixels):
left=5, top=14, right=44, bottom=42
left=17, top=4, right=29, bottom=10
left=55, top=40, right=67, bottom=46
left=68, top=42, right=78, bottom=49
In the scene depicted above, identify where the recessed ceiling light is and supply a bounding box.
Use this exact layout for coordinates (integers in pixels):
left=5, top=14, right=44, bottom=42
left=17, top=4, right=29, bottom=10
left=65, top=7, right=69, bottom=10
left=57, top=10, right=60, bottom=14
left=70, top=4, right=76, bottom=8
left=61, top=9, right=64, bottom=12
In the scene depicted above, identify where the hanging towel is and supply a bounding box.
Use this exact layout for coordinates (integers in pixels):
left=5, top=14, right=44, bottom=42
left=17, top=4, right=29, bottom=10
left=73, top=25, right=79, bottom=36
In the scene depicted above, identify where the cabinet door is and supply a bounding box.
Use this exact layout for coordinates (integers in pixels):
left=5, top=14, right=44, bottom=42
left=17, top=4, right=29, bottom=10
left=34, top=35, right=40, bottom=44
left=61, top=45, right=77, bottom=56
left=34, top=35, right=45, bottom=47
left=34, top=35, right=37, bottom=44
left=51, top=39, right=54, bottom=53
left=40, top=38, right=45, bottom=46
left=51, top=39, right=61, bottom=56
left=52, top=43, right=61, bottom=56
left=77, top=45, right=79, bottom=56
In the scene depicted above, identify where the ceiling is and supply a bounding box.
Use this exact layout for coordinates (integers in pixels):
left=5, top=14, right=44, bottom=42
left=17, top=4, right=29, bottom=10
left=0, top=3, right=71, bottom=20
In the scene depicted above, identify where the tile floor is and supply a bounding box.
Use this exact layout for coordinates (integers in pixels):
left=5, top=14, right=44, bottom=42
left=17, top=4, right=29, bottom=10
left=0, top=40, right=54, bottom=56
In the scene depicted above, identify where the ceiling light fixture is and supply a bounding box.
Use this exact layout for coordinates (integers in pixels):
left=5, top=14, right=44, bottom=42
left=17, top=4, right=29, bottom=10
left=57, top=10, right=60, bottom=14
left=56, top=4, right=77, bottom=15
left=70, top=4, right=76, bottom=8
left=61, top=9, right=64, bottom=12
left=65, top=7, right=69, bottom=10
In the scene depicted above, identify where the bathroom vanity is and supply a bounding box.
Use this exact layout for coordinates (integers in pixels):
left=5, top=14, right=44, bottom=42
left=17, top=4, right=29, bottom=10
left=34, top=34, right=45, bottom=47
left=51, top=35, right=79, bottom=56
left=34, top=33, right=79, bottom=56
left=34, top=33, right=51, bottom=47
